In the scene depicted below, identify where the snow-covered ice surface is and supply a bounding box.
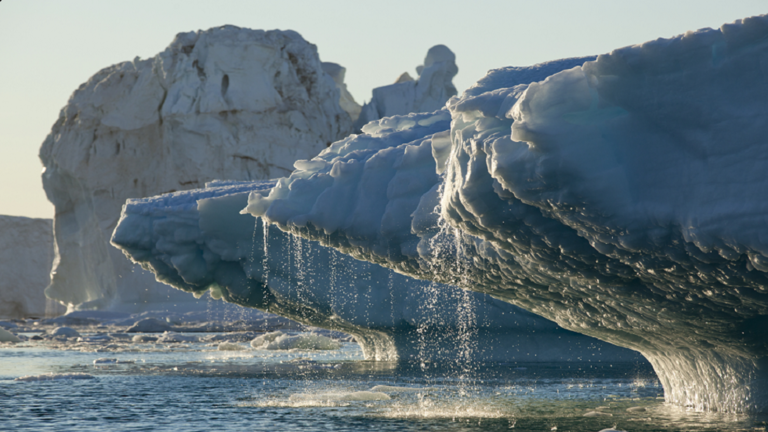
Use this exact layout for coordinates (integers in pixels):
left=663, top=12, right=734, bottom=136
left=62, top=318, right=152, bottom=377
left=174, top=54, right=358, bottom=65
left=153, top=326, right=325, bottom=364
left=112, top=178, right=642, bottom=363
left=39, top=26, right=354, bottom=312
left=0, top=216, right=59, bottom=319
left=240, top=15, right=768, bottom=413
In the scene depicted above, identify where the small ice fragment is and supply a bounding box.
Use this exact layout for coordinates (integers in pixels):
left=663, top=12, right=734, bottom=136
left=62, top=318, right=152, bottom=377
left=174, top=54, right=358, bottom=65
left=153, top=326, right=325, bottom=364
left=50, top=327, right=80, bottom=338
left=217, top=342, right=246, bottom=351
left=132, top=335, right=158, bottom=343
left=126, top=318, right=172, bottom=333
left=156, top=331, right=197, bottom=343
left=250, top=331, right=283, bottom=348
left=252, top=333, right=341, bottom=350
left=0, top=321, right=18, bottom=329
left=0, top=327, right=20, bottom=343
left=93, top=358, right=134, bottom=365
left=626, top=406, right=647, bottom=412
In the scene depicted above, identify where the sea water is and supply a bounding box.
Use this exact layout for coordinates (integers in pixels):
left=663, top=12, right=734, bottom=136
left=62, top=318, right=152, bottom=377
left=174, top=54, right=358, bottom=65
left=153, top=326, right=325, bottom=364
left=2, top=328, right=766, bottom=431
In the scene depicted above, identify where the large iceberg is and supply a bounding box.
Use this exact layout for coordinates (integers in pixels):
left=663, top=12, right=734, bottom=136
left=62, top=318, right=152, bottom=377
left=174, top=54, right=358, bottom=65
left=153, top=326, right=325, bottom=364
left=238, top=16, right=768, bottom=413
left=39, top=26, right=354, bottom=311
left=0, top=216, right=59, bottom=318
left=112, top=179, right=642, bottom=362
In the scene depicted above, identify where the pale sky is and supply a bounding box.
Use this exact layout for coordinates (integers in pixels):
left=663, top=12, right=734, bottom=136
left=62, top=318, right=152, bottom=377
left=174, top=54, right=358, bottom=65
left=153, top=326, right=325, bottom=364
left=1, top=0, right=766, bottom=219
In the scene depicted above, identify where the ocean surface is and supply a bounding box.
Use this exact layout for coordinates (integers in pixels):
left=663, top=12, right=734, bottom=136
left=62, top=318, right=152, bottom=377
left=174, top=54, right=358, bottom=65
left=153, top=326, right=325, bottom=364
left=2, top=326, right=766, bottom=432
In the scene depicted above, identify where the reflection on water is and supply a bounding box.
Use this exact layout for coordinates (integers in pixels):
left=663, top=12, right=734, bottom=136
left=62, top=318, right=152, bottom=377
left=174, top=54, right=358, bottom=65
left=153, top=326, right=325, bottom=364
left=1, top=334, right=767, bottom=431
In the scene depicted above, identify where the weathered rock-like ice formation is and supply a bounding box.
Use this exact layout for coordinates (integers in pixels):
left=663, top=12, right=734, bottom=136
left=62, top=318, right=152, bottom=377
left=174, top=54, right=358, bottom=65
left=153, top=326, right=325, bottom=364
left=354, top=45, right=458, bottom=130
left=112, top=179, right=642, bottom=362
left=39, top=26, right=353, bottom=311
left=240, top=16, right=768, bottom=413
left=322, top=62, right=362, bottom=122
left=0, top=216, right=57, bottom=318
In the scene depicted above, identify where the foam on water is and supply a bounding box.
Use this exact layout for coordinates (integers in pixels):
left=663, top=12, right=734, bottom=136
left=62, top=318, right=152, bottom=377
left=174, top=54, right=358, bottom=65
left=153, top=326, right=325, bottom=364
left=15, top=373, right=95, bottom=382
left=3, top=320, right=764, bottom=431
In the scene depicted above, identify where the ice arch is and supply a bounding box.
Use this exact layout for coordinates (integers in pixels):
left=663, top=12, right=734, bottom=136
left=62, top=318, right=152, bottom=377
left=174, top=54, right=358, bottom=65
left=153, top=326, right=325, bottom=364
left=112, top=179, right=641, bottom=363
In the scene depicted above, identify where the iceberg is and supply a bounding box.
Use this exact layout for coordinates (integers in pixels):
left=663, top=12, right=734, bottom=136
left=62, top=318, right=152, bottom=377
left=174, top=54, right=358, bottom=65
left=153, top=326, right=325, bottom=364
left=238, top=16, right=768, bottom=412
left=39, top=26, right=354, bottom=311
left=354, top=45, right=460, bottom=130
left=0, top=216, right=57, bottom=318
left=112, top=178, right=642, bottom=362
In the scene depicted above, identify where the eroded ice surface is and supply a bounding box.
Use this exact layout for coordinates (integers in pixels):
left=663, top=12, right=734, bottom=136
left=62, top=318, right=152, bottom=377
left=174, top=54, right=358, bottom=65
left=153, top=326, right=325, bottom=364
left=112, top=179, right=641, bottom=362
left=242, top=16, right=768, bottom=412
left=39, top=26, right=353, bottom=312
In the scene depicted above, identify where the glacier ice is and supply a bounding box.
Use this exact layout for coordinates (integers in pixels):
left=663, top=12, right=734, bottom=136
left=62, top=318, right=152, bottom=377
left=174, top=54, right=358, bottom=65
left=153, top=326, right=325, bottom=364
left=39, top=26, right=354, bottom=312
left=112, top=179, right=641, bottom=362
left=0, top=216, right=56, bottom=319
left=241, top=15, right=768, bottom=412
left=354, top=45, right=459, bottom=130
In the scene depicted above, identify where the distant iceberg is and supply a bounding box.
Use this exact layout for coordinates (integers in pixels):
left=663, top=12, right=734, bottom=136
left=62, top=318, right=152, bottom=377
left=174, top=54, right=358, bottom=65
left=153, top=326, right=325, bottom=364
left=0, top=216, right=57, bottom=319
left=236, top=15, right=768, bottom=413
left=39, top=26, right=354, bottom=312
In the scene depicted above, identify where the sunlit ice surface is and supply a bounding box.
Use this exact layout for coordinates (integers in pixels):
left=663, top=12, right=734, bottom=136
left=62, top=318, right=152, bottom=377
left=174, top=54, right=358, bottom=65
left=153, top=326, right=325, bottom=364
left=2, top=329, right=766, bottom=431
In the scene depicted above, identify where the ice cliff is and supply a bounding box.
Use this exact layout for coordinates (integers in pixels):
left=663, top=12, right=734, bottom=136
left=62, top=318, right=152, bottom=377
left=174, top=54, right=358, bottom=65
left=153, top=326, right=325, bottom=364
left=354, top=45, right=458, bottom=130
left=0, top=216, right=57, bottom=318
left=111, top=179, right=641, bottom=362
left=39, top=26, right=354, bottom=311
left=240, top=16, right=768, bottom=413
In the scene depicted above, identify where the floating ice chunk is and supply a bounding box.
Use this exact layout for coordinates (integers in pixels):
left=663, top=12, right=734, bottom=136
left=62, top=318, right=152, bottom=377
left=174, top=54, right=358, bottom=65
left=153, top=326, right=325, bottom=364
left=217, top=342, right=246, bottom=351
left=78, top=334, right=113, bottom=343
left=625, top=407, right=646, bottom=413
left=15, top=373, right=95, bottom=381
left=156, top=332, right=197, bottom=343
left=126, top=318, right=173, bottom=333
left=250, top=331, right=284, bottom=348
left=252, top=332, right=341, bottom=351
left=93, top=358, right=134, bottom=365
left=131, top=335, right=158, bottom=343
left=0, top=327, right=20, bottom=343
left=0, top=321, right=17, bottom=329
left=50, top=327, right=80, bottom=338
